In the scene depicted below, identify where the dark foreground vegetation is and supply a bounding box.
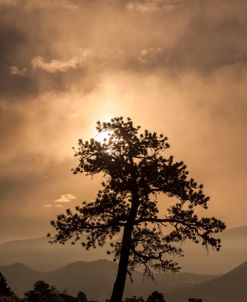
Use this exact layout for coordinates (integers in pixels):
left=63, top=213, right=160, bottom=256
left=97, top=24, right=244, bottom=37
left=0, top=272, right=204, bottom=302
left=0, top=274, right=166, bottom=301
left=0, top=275, right=88, bottom=301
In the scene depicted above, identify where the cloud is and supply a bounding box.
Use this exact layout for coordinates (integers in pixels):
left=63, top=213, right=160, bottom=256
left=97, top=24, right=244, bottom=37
left=44, top=193, right=77, bottom=209
left=127, top=0, right=186, bottom=13
left=44, top=204, right=64, bottom=208
left=163, top=0, right=247, bottom=72
left=9, top=65, right=27, bottom=76
left=0, top=21, right=35, bottom=98
left=32, top=56, right=81, bottom=73
left=0, top=0, right=78, bottom=9
left=0, top=0, right=15, bottom=5
left=1, top=0, right=246, bottom=102
left=31, top=50, right=94, bottom=73
left=53, top=193, right=76, bottom=203
left=26, top=0, right=78, bottom=10
left=138, top=47, right=165, bottom=65
left=1, top=0, right=247, bottom=241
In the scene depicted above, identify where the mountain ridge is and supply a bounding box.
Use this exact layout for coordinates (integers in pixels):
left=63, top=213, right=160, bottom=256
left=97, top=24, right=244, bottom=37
left=167, top=260, right=247, bottom=302
left=0, top=259, right=216, bottom=300
left=1, top=259, right=247, bottom=301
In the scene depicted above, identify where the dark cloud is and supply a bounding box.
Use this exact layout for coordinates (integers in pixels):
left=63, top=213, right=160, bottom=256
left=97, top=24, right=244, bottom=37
left=164, top=1, right=247, bottom=72
left=0, top=2, right=89, bottom=99
left=0, top=21, right=36, bottom=98
left=2, top=0, right=246, bottom=101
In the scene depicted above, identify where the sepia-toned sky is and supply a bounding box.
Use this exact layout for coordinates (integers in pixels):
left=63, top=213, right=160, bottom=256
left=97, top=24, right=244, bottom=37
left=0, top=0, right=246, bottom=243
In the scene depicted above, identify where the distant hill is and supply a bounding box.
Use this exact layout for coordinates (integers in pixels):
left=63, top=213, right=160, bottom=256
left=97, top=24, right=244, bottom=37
left=0, top=226, right=246, bottom=274
left=0, top=236, right=112, bottom=271
left=167, top=261, right=247, bottom=302
left=0, top=260, right=214, bottom=301
left=0, top=263, right=44, bottom=295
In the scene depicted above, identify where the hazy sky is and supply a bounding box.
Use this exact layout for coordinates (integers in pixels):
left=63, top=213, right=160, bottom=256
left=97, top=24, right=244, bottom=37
left=0, top=0, right=246, bottom=243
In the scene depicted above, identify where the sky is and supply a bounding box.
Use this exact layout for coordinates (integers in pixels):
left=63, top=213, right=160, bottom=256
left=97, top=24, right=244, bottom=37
left=0, top=0, right=246, bottom=243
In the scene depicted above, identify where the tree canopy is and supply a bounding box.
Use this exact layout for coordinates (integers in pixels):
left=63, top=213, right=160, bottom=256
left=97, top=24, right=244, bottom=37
left=146, top=291, right=166, bottom=302
left=49, top=117, right=225, bottom=302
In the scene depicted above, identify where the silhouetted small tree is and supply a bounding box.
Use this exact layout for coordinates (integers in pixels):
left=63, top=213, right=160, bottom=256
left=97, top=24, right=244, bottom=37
left=77, top=291, right=87, bottom=302
left=24, top=280, right=80, bottom=301
left=24, top=281, right=52, bottom=301
left=0, top=273, right=12, bottom=297
left=146, top=291, right=166, bottom=302
left=49, top=117, right=225, bottom=302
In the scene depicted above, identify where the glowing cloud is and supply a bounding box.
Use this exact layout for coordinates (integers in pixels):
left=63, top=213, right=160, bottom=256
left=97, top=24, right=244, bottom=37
left=53, top=193, right=76, bottom=203
left=31, top=50, right=94, bottom=73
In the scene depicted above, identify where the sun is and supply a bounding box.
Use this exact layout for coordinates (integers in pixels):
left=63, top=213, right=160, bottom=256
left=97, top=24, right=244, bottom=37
left=94, top=130, right=112, bottom=144
left=90, top=114, right=114, bottom=144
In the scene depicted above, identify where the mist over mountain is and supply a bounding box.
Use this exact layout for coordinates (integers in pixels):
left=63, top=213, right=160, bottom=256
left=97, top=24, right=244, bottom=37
left=1, top=260, right=247, bottom=301
left=0, top=227, right=246, bottom=300
left=0, top=226, right=246, bottom=274
left=167, top=261, right=247, bottom=302
left=178, top=225, right=247, bottom=274
left=0, top=260, right=214, bottom=301
left=0, top=236, right=111, bottom=271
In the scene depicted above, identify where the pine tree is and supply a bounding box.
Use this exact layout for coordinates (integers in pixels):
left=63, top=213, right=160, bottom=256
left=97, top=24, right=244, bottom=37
left=49, top=117, right=225, bottom=302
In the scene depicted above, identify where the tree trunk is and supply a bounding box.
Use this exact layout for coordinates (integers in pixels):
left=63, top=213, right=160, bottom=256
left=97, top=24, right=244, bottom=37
left=110, top=152, right=139, bottom=302
left=109, top=222, right=133, bottom=302
left=110, top=198, right=139, bottom=302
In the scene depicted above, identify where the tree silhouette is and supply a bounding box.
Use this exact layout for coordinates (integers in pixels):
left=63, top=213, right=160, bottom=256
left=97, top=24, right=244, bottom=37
left=49, top=117, right=225, bottom=302
left=146, top=290, right=166, bottom=302
left=0, top=272, right=12, bottom=297
left=24, top=280, right=55, bottom=301
left=24, top=280, right=78, bottom=301
left=77, top=291, right=87, bottom=302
